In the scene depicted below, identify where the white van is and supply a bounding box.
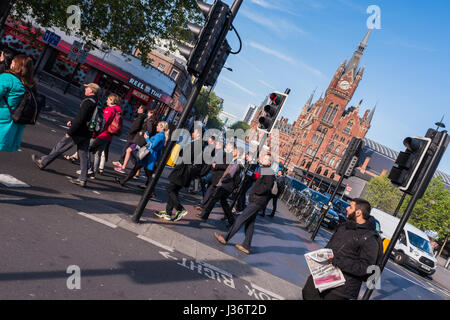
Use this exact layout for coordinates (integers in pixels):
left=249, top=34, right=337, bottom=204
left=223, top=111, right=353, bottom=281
left=370, top=208, right=437, bottom=277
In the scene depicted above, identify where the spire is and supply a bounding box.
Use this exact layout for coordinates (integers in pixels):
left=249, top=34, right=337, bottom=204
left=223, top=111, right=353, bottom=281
left=367, top=102, right=377, bottom=124
left=356, top=99, right=363, bottom=109
left=306, top=87, right=317, bottom=111
left=345, top=29, right=372, bottom=79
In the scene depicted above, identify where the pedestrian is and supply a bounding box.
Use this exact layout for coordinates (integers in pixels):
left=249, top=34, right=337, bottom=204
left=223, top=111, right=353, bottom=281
left=31, top=83, right=100, bottom=187
left=301, top=198, right=383, bottom=300
left=87, top=93, right=122, bottom=178
left=214, top=153, right=275, bottom=255
left=113, top=108, right=157, bottom=174
left=154, top=126, right=203, bottom=222
left=0, top=47, right=14, bottom=74
left=112, top=104, right=147, bottom=170
left=266, top=170, right=288, bottom=218
left=0, top=54, right=35, bottom=152
left=115, top=121, right=169, bottom=188
left=196, top=145, right=243, bottom=227
left=235, top=153, right=260, bottom=212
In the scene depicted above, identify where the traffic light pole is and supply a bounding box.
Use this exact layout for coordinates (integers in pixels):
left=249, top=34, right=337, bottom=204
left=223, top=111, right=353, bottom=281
left=393, top=192, right=406, bottom=217
left=131, top=0, right=243, bottom=224
left=361, top=130, right=449, bottom=300
left=310, top=174, right=345, bottom=241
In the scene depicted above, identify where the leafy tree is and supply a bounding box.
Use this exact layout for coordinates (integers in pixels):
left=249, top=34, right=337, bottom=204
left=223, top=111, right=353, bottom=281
left=400, top=177, right=450, bottom=240
left=8, top=0, right=202, bottom=66
left=365, top=175, right=403, bottom=214
left=229, top=121, right=250, bottom=131
left=206, top=116, right=224, bottom=130
left=193, top=87, right=223, bottom=121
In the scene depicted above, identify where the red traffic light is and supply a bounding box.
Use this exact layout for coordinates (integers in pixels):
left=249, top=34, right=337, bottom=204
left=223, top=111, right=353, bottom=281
left=270, top=93, right=281, bottom=105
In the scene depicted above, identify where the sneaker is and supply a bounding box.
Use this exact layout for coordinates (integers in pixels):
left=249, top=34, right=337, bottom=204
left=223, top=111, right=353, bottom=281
left=112, top=161, right=122, bottom=167
left=114, top=167, right=126, bottom=174
left=173, top=209, right=188, bottom=222
left=154, top=211, right=171, bottom=221
left=31, top=154, right=44, bottom=169
left=69, top=178, right=86, bottom=187
left=76, top=169, right=94, bottom=175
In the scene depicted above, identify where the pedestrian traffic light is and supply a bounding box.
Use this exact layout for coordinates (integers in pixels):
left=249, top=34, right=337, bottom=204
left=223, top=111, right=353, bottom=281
left=178, top=0, right=230, bottom=77
left=388, top=135, right=432, bottom=194
left=205, top=40, right=231, bottom=86
left=258, top=91, right=290, bottom=134
left=336, top=137, right=363, bottom=178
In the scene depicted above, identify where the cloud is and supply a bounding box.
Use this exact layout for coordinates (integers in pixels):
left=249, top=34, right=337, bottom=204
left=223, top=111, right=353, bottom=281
left=258, top=79, right=277, bottom=91
left=240, top=9, right=307, bottom=37
left=248, top=41, right=324, bottom=77
left=221, top=76, right=256, bottom=96
left=249, top=0, right=302, bottom=17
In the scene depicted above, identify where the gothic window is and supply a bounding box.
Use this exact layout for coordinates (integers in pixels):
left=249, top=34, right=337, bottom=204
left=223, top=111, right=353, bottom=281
left=330, top=173, right=335, bottom=180
left=312, top=134, right=317, bottom=143
left=327, top=142, right=334, bottom=152
left=301, top=159, right=306, bottom=167
left=327, top=105, right=338, bottom=123
left=323, top=103, right=333, bottom=121
left=316, top=167, right=322, bottom=174
left=303, top=131, right=308, bottom=138
left=306, top=147, right=312, bottom=155
left=329, top=157, right=336, bottom=167
left=343, top=121, right=354, bottom=134
left=306, top=162, right=312, bottom=169
left=324, top=170, right=329, bottom=177
left=335, top=146, right=341, bottom=154
left=335, top=160, right=341, bottom=170
left=323, top=154, right=329, bottom=163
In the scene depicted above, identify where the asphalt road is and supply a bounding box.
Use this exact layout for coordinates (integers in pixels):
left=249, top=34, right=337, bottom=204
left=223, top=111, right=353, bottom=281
left=0, top=92, right=449, bottom=300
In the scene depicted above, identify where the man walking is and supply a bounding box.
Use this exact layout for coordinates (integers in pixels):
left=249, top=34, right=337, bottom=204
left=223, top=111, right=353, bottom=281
left=214, top=153, right=275, bottom=255
left=301, top=198, right=382, bottom=300
left=31, top=83, right=99, bottom=187
left=267, top=170, right=288, bottom=218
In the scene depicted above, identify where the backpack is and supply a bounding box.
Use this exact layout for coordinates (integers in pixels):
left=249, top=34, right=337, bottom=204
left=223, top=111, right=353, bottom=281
left=107, top=107, right=123, bottom=136
left=4, top=84, right=41, bottom=125
left=86, top=98, right=105, bottom=134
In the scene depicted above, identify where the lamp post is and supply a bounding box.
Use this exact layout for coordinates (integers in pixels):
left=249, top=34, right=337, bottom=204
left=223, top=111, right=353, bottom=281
left=306, top=128, right=327, bottom=188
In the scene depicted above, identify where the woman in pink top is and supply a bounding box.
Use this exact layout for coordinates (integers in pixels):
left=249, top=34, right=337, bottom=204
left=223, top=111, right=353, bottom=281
left=89, top=93, right=122, bottom=177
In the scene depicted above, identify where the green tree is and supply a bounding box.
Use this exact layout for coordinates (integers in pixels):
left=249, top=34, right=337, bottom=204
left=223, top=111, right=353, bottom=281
left=229, top=121, right=250, bottom=131
left=365, top=175, right=403, bottom=214
left=193, top=87, right=223, bottom=122
left=400, top=177, right=450, bottom=239
left=206, top=116, right=224, bottom=130
left=9, top=0, right=202, bottom=66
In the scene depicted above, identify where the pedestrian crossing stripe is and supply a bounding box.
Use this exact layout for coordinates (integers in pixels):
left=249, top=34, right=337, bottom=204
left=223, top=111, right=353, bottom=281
left=0, top=174, right=30, bottom=188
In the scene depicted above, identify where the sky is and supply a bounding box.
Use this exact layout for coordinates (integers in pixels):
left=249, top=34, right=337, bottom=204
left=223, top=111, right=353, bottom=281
left=210, top=0, right=450, bottom=174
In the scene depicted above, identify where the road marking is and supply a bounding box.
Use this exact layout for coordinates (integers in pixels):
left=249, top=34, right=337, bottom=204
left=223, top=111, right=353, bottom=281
left=119, top=139, right=127, bottom=143
left=384, top=266, right=438, bottom=294
left=77, top=212, right=117, bottom=229
left=93, top=191, right=101, bottom=195
left=0, top=174, right=30, bottom=188
left=39, top=114, right=57, bottom=122
left=51, top=130, right=56, bottom=133
left=246, top=283, right=285, bottom=300
left=137, top=235, right=174, bottom=252
left=60, top=125, right=69, bottom=129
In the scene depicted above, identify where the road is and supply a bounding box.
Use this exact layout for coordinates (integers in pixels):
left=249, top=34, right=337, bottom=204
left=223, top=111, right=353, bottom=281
left=0, top=88, right=449, bottom=300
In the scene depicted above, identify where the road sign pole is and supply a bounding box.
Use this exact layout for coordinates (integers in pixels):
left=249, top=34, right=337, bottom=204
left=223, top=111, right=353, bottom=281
left=64, top=62, right=81, bottom=94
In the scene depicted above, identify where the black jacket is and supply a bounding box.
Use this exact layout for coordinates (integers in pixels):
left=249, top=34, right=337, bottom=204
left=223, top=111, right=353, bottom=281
left=324, top=216, right=381, bottom=299
left=133, top=117, right=157, bottom=147
left=168, top=139, right=204, bottom=187
left=127, top=113, right=147, bottom=142
left=275, top=176, right=288, bottom=196
left=67, top=96, right=97, bottom=142
left=248, top=169, right=275, bottom=206
left=211, top=151, right=232, bottom=187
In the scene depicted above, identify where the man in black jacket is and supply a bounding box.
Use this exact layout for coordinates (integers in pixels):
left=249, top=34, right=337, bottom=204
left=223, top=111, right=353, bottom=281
left=196, top=146, right=243, bottom=226
left=214, top=153, right=275, bottom=255
left=32, top=83, right=99, bottom=187
left=235, top=154, right=260, bottom=212
left=265, top=170, right=288, bottom=218
left=301, top=198, right=382, bottom=300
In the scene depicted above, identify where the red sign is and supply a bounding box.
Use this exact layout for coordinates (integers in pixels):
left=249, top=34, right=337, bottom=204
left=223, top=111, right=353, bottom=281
left=4, top=26, right=44, bottom=49
left=131, top=89, right=150, bottom=102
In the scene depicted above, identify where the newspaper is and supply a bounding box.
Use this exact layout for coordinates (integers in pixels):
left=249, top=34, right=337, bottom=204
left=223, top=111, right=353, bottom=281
left=304, top=248, right=346, bottom=293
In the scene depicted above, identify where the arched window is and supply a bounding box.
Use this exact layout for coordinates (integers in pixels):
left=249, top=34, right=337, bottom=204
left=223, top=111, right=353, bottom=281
left=330, top=173, right=335, bottom=180
left=327, top=105, right=338, bottom=123
left=323, top=103, right=333, bottom=121
left=329, top=157, right=336, bottom=167
left=316, top=167, right=322, bottom=174
left=335, top=160, right=341, bottom=170
left=327, top=143, right=334, bottom=152
left=335, top=146, right=341, bottom=154
left=306, top=162, right=312, bottom=169
left=324, top=170, right=329, bottom=177
left=323, top=154, right=329, bottom=163
left=312, top=134, right=317, bottom=143
left=301, top=159, right=306, bottom=167
left=344, top=121, right=353, bottom=134
left=306, top=146, right=312, bottom=155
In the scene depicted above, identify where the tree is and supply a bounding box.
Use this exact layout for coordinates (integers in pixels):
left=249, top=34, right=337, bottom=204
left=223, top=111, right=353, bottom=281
left=206, top=116, right=224, bottom=130
left=400, top=177, right=450, bottom=240
left=8, top=0, right=202, bottom=66
left=365, top=175, right=403, bottom=214
left=229, top=121, right=250, bottom=131
left=193, top=87, right=223, bottom=123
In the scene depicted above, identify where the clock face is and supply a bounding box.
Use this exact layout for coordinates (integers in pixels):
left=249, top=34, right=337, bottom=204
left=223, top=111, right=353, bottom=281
left=339, top=81, right=350, bottom=90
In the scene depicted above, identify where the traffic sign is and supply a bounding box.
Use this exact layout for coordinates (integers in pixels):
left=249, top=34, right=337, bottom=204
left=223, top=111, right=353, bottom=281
left=42, top=30, right=61, bottom=47
left=67, top=40, right=82, bottom=62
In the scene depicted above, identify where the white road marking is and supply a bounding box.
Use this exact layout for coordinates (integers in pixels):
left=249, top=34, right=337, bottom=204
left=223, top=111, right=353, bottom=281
left=0, top=174, right=30, bottom=188
left=39, top=115, right=57, bottom=122
left=137, top=235, right=174, bottom=252
left=77, top=212, right=117, bottom=229
left=384, top=266, right=439, bottom=294
left=51, top=130, right=56, bottom=133
left=93, top=191, right=101, bottom=195
left=60, top=125, right=69, bottom=129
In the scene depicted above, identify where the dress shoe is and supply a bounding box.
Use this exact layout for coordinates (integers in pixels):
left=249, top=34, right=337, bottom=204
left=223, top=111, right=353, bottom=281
left=214, top=232, right=227, bottom=245
left=31, top=154, right=44, bottom=169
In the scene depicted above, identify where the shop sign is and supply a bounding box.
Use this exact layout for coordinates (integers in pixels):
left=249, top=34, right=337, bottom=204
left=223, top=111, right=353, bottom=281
left=129, top=77, right=171, bottom=103
left=131, top=89, right=150, bottom=102
left=42, top=30, right=61, bottom=47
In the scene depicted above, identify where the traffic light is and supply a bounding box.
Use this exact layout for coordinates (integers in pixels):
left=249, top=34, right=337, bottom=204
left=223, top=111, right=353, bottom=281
left=178, top=0, right=230, bottom=77
left=205, top=40, right=231, bottom=86
left=388, top=135, right=432, bottom=195
left=389, top=129, right=449, bottom=197
left=336, top=137, right=363, bottom=177
left=258, top=91, right=290, bottom=134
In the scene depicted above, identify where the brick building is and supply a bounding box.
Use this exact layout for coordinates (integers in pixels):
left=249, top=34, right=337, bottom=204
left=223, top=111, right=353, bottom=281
left=251, top=30, right=376, bottom=193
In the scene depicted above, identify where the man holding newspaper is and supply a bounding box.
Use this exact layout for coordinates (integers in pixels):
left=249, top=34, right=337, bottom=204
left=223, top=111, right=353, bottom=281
left=302, top=198, right=383, bottom=300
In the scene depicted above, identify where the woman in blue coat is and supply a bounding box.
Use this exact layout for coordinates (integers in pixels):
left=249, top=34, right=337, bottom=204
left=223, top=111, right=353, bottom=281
left=115, top=121, right=169, bottom=187
left=0, top=55, right=35, bottom=152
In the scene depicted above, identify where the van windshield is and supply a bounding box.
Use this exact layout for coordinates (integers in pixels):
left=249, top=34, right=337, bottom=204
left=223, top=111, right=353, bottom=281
left=407, top=231, right=433, bottom=255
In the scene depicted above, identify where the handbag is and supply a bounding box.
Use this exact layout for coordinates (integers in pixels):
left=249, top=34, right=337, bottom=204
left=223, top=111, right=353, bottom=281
left=135, top=141, right=152, bottom=161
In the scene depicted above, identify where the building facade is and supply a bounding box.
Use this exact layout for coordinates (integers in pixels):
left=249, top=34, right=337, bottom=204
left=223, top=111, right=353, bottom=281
left=242, top=104, right=257, bottom=124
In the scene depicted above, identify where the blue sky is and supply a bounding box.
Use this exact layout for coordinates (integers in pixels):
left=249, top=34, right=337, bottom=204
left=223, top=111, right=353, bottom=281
left=211, top=0, right=450, bottom=174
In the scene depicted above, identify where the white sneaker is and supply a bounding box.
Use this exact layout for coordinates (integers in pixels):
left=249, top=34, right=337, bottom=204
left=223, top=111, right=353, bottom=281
left=76, top=169, right=94, bottom=175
